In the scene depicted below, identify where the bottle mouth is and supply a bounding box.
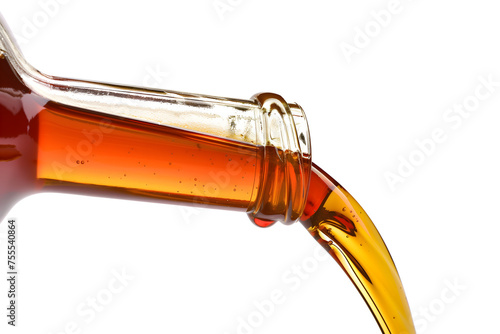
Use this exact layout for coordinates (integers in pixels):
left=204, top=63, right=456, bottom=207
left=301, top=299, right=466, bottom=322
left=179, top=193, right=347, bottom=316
left=252, top=92, right=311, bottom=157
left=247, top=93, right=312, bottom=226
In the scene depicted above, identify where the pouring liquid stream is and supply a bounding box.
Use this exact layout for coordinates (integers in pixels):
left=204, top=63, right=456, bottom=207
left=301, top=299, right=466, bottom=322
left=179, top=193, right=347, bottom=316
left=301, top=164, right=415, bottom=333
left=0, top=52, right=415, bottom=333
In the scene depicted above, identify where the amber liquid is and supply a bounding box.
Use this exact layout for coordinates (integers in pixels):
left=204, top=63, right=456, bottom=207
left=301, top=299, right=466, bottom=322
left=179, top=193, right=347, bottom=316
left=37, top=101, right=265, bottom=209
left=302, top=165, right=415, bottom=333
left=0, top=55, right=415, bottom=333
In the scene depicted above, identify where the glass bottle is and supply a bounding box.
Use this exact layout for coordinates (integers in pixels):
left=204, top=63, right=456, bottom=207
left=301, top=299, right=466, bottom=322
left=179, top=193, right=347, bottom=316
left=0, top=14, right=415, bottom=334
left=0, top=14, right=311, bottom=226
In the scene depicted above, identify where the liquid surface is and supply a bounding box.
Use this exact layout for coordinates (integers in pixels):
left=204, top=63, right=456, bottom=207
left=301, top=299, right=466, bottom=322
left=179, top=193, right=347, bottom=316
left=301, top=164, right=415, bottom=333
left=37, top=101, right=262, bottom=209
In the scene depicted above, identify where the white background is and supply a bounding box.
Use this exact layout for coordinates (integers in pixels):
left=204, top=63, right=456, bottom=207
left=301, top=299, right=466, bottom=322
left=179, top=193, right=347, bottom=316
left=1, top=0, right=500, bottom=333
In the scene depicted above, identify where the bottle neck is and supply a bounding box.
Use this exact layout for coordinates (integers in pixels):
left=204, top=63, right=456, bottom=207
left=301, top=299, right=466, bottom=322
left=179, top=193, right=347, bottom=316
left=32, top=89, right=312, bottom=226
left=247, top=93, right=312, bottom=226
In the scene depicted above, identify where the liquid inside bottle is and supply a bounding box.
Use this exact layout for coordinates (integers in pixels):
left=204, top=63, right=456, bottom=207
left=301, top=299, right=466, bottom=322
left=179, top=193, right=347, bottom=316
left=0, top=54, right=306, bottom=219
